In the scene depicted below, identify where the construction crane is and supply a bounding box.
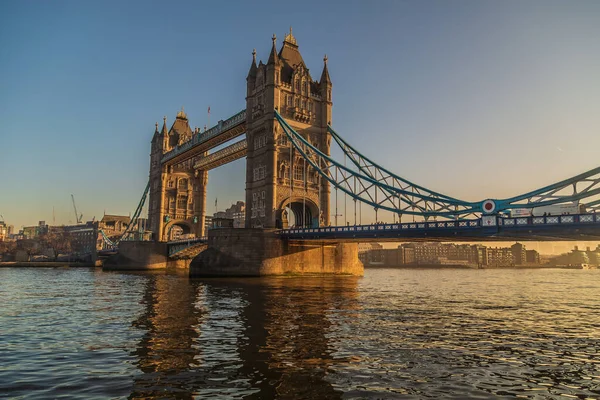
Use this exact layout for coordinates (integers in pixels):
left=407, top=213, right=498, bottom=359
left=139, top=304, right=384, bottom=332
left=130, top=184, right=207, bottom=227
left=71, top=194, right=83, bottom=224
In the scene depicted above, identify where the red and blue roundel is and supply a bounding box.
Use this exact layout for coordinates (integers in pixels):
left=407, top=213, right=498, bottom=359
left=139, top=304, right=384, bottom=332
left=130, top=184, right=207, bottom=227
left=482, top=199, right=496, bottom=214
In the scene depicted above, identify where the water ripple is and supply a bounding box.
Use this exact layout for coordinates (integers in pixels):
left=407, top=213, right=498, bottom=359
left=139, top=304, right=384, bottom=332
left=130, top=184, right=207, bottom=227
left=0, top=267, right=599, bottom=399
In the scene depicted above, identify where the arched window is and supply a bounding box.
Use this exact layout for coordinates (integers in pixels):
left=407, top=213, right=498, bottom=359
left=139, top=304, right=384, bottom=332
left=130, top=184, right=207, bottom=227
left=302, top=81, right=307, bottom=93
left=295, top=80, right=300, bottom=91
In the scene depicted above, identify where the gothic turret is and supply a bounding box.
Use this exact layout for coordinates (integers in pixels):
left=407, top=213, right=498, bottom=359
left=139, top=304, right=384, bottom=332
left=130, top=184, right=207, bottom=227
left=151, top=121, right=160, bottom=144
left=320, top=55, right=331, bottom=86
left=246, top=49, right=258, bottom=95
left=267, top=34, right=279, bottom=66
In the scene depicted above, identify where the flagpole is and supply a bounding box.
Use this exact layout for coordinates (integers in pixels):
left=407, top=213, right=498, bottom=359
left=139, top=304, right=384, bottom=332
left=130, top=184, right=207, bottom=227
left=207, top=106, right=211, bottom=128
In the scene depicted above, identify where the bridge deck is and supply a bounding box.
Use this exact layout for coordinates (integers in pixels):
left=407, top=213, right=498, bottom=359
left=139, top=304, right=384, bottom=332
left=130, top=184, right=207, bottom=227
left=161, top=110, right=246, bottom=166
left=279, top=214, right=600, bottom=242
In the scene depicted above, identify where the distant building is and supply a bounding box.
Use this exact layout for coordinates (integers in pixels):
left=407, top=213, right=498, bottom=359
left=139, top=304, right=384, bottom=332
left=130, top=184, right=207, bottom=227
left=526, top=249, right=540, bottom=264
left=0, top=221, right=7, bottom=241
left=511, top=243, right=526, bottom=265
left=213, top=201, right=245, bottom=228
left=361, top=242, right=540, bottom=268
left=211, top=217, right=234, bottom=229
left=358, top=243, right=383, bottom=264
left=23, top=221, right=48, bottom=239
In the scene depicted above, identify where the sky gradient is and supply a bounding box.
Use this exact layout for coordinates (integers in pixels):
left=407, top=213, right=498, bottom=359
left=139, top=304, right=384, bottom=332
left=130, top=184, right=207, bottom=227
left=1, top=0, right=599, bottom=232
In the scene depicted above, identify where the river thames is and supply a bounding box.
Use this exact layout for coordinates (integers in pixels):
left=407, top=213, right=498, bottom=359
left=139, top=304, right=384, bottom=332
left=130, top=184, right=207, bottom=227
left=1, top=267, right=599, bottom=399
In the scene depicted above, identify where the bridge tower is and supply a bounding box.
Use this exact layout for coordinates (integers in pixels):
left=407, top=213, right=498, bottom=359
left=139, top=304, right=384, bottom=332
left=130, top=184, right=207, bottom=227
left=148, top=110, right=208, bottom=241
left=245, top=28, right=332, bottom=229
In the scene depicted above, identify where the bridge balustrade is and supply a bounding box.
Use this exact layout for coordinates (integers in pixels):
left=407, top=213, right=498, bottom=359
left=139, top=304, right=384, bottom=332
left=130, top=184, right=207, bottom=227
left=278, top=213, right=599, bottom=239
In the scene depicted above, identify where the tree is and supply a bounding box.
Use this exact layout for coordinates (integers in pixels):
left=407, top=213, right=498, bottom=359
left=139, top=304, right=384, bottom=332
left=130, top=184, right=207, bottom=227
left=40, top=231, right=72, bottom=261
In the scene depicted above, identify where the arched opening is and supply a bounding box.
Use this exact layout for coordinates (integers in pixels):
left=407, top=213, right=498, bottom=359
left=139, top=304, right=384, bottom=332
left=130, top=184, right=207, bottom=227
left=280, top=198, right=319, bottom=229
left=165, top=222, right=192, bottom=241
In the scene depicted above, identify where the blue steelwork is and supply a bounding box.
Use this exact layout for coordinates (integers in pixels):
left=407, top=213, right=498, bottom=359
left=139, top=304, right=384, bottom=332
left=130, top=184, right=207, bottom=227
left=161, top=110, right=246, bottom=164
left=276, top=111, right=600, bottom=219
left=279, top=213, right=600, bottom=241
left=276, top=111, right=479, bottom=218
left=117, top=181, right=150, bottom=244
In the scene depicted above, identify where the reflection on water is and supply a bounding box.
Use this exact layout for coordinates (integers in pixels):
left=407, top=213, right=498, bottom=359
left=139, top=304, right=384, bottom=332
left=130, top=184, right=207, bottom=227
left=1, top=267, right=599, bottom=399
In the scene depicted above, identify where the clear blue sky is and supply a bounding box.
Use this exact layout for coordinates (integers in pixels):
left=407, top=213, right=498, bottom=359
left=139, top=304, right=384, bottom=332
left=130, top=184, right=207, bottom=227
left=1, top=0, right=599, bottom=229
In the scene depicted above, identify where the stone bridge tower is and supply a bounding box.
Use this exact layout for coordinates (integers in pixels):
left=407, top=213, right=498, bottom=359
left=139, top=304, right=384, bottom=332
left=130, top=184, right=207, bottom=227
left=245, top=29, right=332, bottom=229
left=148, top=110, right=208, bottom=241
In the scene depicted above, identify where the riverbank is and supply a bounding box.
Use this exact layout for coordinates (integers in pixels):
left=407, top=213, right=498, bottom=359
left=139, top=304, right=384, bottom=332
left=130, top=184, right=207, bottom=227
left=0, top=261, right=95, bottom=268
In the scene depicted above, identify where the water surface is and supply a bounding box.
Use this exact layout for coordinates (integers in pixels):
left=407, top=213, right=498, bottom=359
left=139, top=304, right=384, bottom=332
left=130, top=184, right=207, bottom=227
left=1, top=267, right=599, bottom=399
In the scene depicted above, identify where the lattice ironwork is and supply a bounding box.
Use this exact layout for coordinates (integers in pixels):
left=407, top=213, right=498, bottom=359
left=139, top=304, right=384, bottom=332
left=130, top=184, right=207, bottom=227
left=276, top=110, right=600, bottom=219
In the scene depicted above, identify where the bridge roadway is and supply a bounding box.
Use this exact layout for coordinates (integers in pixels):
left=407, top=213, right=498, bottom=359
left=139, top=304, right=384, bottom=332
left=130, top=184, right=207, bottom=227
left=278, top=213, right=600, bottom=242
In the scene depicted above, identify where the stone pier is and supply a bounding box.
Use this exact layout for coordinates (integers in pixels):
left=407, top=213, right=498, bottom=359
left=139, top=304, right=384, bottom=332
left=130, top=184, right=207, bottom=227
left=189, top=228, right=363, bottom=277
left=103, top=241, right=188, bottom=271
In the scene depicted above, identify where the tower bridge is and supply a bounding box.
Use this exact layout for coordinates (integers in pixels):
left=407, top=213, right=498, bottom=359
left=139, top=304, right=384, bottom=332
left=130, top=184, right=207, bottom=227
left=106, top=29, right=600, bottom=275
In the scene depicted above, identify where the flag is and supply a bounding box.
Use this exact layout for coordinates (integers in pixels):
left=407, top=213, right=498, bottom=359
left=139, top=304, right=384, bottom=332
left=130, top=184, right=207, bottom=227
left=215, top=198, right=217, bottom=207
left=208, top=106, right=211, bottom=114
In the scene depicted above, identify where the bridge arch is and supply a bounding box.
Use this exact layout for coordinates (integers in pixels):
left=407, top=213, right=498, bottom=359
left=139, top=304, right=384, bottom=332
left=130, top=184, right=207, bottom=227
left=277, top=197, right=320, bottom=229
left=163, top=219, right=194, bottom=241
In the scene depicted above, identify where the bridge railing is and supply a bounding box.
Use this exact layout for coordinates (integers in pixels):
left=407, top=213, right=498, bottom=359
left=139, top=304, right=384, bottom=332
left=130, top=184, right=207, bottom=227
left=279, top=213, right=600, bottom=237
left=167, top=237, right=208, bottom=257
left=161, top=110, right=246, bottom=164
left=167, top=237, right=208, bottom=245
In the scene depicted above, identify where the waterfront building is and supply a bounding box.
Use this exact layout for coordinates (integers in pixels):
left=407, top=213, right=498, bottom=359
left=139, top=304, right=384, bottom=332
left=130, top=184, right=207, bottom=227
left=361, top=242, right=542, bottom=267
left=511, top=243, right=526, bottom=265
left=526, top=249, right=541, bottom=264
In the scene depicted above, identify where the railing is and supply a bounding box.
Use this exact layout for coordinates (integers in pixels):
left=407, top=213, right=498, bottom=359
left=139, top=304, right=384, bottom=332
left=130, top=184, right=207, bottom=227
left=161, top=110, right=246, bottom=163
left=167, top=237, right=207, bottom=245
left=167, top=236, right=208, bottom=257
left=279, top=213, right=600, bottom=237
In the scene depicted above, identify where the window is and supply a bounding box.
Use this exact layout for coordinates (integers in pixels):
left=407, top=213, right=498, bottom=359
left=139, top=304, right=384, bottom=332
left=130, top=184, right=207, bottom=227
left=178, top=179, right=188, bottom=190
left=302, top=81, right=307, bottom=93
left=295, top=80, right=300, bottom=91
left=308, top=101, right=312, bottom=112
left=177, top=196, right=187, bottom=209
left=254, top=135, right=266, bottom=150
left=294, top=164, right=304, bottom=181
left=302, top=100, right=306, bottom=109
left=287, top=95, right=292, bottom=106
left=253, top=166, right=266, bottom=181
left=295, top=98, right=299, bottom=107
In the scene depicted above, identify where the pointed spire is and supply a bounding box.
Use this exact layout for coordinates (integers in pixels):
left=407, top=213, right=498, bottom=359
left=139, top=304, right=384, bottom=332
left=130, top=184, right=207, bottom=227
left=152, top=121, right=160, bottom=143
left=268, top=34, right=279, bottom=65
left=247, top=48, right=258, bottom=79
left=161, top=116, right=168, bottom=135
left=320, top=54, right=331, bottom=84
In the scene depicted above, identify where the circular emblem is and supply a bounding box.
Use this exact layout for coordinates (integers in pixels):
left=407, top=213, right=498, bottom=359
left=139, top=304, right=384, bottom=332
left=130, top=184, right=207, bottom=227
left=482, top=200, right=496, bottom=214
